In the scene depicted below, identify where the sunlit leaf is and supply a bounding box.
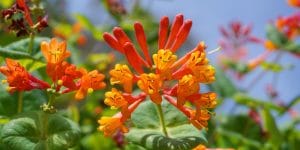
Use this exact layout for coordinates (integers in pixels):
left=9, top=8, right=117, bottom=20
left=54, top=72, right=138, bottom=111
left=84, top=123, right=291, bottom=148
left=126, top=101, right=207, bottom=150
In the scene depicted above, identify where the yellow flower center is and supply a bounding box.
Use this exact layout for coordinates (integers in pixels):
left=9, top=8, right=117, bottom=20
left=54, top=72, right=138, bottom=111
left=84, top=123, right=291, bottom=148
left=104, top=88, right=127, bottom=109
left=153, top=49, right=177, bottom=80
left=137, top=73, right=163, bottom=104
left=177, top=74, right=199, bottom=106
left=109, top=64, right=133, bottom=93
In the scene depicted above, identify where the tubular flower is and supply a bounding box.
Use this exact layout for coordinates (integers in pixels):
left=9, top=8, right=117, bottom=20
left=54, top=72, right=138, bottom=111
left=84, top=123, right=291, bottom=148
left=153, top=49, right=177, bottom=80
left=218, top=21, right=271, bottom=78
left=0, top=58, right=50, bottom=93
left=137, top=73, right=162, bottom=104
left=39, top=38, right=106, bottom=100
left=109, top=64, right=133, bottom=93
left=98, top=116, right=128, bottom=137
left=104, top=88, right=128, bottom=109
left=177, top=74, right=199, bottom=107
left=60, top=63, right=85, bottom=90
left=41, top=38, right=71, bottom=81
left=101, top=14, right=216, bottom=135
left=185, top=51, right=215, bottom=83
left=188, top=92, right=217, bottom=109
left=190, top=109, right=211, bottom=130
left=75, top=70, right=106, bottom=100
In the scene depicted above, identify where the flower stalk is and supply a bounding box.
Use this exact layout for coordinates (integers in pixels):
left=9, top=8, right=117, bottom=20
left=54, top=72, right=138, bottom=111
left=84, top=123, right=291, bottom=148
left=17, top=91, right=23, bottom=113
left=156, top=103, right=169, bottom=137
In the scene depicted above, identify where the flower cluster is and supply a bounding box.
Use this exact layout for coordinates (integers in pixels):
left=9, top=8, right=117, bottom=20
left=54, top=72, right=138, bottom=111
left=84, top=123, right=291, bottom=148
left=98, top=14, right=217, bottom=136
left=264, top=4, right=300, bottom=57
left=218, top=21, right=270, bottom=78
left=0, top=38, right=106, bottom=104
left=1, top=0, right=48, bottom=36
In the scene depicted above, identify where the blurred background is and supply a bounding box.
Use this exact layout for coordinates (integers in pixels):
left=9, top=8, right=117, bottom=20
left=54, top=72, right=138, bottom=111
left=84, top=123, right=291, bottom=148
left=0, top=0, right=299, bottom=149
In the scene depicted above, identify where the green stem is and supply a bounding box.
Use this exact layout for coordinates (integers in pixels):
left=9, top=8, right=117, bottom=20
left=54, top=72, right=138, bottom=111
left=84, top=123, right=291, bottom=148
left=48, top=93, right=55, bottom=106
left=17, top=92, right=23, bottom=113
left=40, top=111, right=49, bottom=141
left=28, top=33, right=35, bottom=54
left=156, top=104, right=169, bottom=137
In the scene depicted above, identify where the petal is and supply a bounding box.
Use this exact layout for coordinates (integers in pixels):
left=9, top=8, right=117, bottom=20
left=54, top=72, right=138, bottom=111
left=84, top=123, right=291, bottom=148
left=103, top=32, right=124, bottom=53
left=112, top=27, right=132, bottom=46
left=165, top=14, right=184, bottom=49
left=170, top=20, right=192, bottom=52
left=158, top=16, right=169, bottom=49
left=123, top=42, right=147, bottom=74
left=134, top=22, right=152, bottom=65
left=75, top=88, right=86, bottom=100
left=41, top=41, right=50, bottom=61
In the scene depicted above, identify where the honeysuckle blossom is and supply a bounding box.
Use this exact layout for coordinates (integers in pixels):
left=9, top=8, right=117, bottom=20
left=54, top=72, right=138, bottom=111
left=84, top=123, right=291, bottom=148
left=98, top=14, right=217, bottom=136
left=0, top=38, right=106, bottom=101
left=0, top=58, right=50, bottom=93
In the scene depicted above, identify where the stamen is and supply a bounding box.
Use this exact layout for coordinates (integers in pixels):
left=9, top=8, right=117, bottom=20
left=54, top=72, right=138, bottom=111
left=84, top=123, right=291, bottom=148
left=207, top=46, right=222, bottom=55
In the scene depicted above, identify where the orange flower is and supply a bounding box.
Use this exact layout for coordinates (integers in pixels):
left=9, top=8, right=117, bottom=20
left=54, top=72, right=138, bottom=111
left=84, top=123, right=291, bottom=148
left=41, top=38, right=71, bottom=81
left=188, top=92, right=217, bottom=109
left=109, top=64, right=133, bottom=93
left=102, top=14, right=216, bottom=134
left=288, top=0, right=300, bottom=7
left=186, top=51, right=215, bottom=83
left=99, top=98, right=144, bottom=136
left=153, top=49, right=177, bottom=80
left=275, top=13, right=300, bottom=39
left=137, top=73, right=162, bottom=104
left=0, top=58, right=49, bottom=93
left=60, top=63, right=85, bottom=90
left=264, top=40, right=278, bottom=51
left=193, top=144, right=207, bottom=150
left=98, top=116, right=128, bottom=136
left=190, top=109, right=211, bottom=130
left=75, top=70, right=106, bottom=100
left=104, top=88, right=128, bottom=109
left=177, top=74, right=199, bottom=107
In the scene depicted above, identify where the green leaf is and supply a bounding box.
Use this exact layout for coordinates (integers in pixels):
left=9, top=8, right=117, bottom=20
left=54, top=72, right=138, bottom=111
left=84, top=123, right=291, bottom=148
left=217, top=128, right=262, bottom=148
left=5, top=37, right=49, bottom=55
left=261, top=62, right=283, bottom=72
left=233, top=93, right=284, bottom=112
left=209, top=67, right=238, bottom=98
left=266, top=25, right=288, bottom=47
left=0, top=37, right=50, bottom=61
left=74, top=14, right=103, bottom=40
left=1, top=112, right=81, bottom=150
left=81, top=132, right=118, bottom=150
left=126, top=101, right=207, bottom=150
left=0, top=47, right=35, bottom=60
left=261, top=108, right=282, bottom=149
left=0, top=77, right=47, bottom=117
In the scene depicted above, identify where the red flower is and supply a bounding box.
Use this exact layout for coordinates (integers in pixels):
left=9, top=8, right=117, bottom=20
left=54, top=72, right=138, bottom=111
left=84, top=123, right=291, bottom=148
left=0, top=58, right=50, bottom=93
